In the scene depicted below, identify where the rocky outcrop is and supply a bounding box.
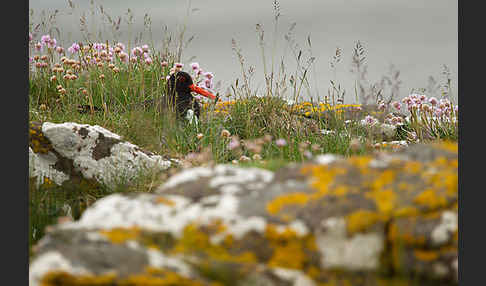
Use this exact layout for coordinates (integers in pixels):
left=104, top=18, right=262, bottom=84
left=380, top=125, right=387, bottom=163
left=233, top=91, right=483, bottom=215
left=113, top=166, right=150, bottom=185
left=29, top=142, right=458, bottom=285
left=29, top=121, right=173, bottom=189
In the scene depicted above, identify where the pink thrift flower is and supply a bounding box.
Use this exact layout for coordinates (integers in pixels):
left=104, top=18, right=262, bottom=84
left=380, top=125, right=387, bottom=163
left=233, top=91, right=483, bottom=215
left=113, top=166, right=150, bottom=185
left=204, top=72, right=214, bottom=79
left=161, top=61, right=168, bottom=67
left=378, top=102, right=386, bottom=111
left=142, top=44, right=149, bottom=52
left=204, top=79, right=213, bottom=89
left=191, top=62, right=199, bottom=70
left=68, top=43, right=80, bottom=54
left=29, top=33, right=33, bottom=41
left=144, top=57, right=153, bottom=65
left=47, top=38, right=57, bottom=49
left=55, top=46, right=64, bottom=54
left=35, top=42, right=43, bottom=52
left=174, top=63, right=184, bottom=69
left=361, top=115, right=378, bottom=126
left=392, top=101, right=401, bottom=110
left=275, top=138, right=287, bottom=147
left=228, top=137, right=240, bottom=150
left=165, top=75, right=171, bottom=81
left=116, top=42, right=125, bottom=50
left=428, top=97, right=438, bottom=106
left=41, top=35, right=51, bottom=45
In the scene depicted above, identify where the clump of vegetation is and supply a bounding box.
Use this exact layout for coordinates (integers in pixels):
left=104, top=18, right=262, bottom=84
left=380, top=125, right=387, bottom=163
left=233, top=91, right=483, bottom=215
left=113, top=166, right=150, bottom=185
left=28, top=0, right=457, bottom=254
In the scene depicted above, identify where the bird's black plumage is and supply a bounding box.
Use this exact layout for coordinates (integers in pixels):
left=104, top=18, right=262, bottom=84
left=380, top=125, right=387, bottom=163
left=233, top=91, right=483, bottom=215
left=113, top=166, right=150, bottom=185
left=167, top=71, right=201, bottom=119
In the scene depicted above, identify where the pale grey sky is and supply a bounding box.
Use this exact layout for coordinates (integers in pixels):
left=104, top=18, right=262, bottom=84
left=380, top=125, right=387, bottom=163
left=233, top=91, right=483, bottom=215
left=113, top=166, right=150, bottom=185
left=29, top=0, right=458, bottom=103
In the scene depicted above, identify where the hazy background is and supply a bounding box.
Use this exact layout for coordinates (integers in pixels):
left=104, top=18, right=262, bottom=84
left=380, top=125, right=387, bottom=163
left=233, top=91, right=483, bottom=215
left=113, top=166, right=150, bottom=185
left=29, top=0, right=458, bottom=103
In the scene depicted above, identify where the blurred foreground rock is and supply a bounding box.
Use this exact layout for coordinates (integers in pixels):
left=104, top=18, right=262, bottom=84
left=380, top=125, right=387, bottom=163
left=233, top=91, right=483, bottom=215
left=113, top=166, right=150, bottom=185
left=29, top=142, right=458, bottom=286
left=29, top=121, right=173, bottom=189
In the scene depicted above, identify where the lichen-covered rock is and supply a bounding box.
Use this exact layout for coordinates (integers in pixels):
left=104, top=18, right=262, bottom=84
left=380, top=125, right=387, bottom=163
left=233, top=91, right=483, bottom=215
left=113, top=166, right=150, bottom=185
left=29, top=121, right=173, bottom=189
left=29, top=142, right=458, bottom=285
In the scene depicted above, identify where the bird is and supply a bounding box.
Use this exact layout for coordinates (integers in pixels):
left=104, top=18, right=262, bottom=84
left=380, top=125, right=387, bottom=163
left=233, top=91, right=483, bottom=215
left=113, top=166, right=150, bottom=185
left=167, top=71, right=217, bottom=120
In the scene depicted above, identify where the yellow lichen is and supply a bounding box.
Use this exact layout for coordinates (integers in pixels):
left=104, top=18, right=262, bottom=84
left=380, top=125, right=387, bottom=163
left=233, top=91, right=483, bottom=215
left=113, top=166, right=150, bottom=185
left=413, top=189, right=448, bottom=209
left=346, top=210, right=384, bottom=234
left=99, top=227, right=141, bottom=244
left=156, top=197, right=175, bottom=206
left=413, top=249, right=439, bottom=261
left=266, top=192, right=310, bottom=215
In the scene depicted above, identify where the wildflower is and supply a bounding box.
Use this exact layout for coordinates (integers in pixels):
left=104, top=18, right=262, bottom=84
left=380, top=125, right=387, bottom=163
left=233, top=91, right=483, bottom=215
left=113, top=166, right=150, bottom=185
left=174, top=63, right=184, bottom=72
left=112, top=67, right=120, bottom=73
left=68, top=43, right=80, bottom=54
left=191, top=62, right=199, bottom=70
left=204, top=79, right=213, bottom=89
left=165, top=75, right=171, bottom=81
left=99, top=74, right=105, bottom=80
left=196, top=69, right=204, bottom=76
left=59, top=88, right=66, bottom=95
left=131, top=47, right=143, bottom=57
left=454, top=105, right=458, bottom=113
left=161, top=61, right=168, bottom=67
left=378, top=102, right=386, bottom=111
left=196, top=133, right=204, bottom=140
left=169, top=67, right=176, bottom=75
left=141, top=44, right=149, bottom=52
left=361, top=115, right=378, bottom=127
left=390, top=101, right=401, bottom=111
left=50, top=75, right=57, bottom=82
left=35, top=62, right=43, bottom=68
left=35, top=42, right=42, bottom=51
left=82, top=89, right=88, bottom=95
left=40, top=55, right=48, bottom=61
left=116, top=42, right=125, bottom=51
left=303, top=150, right=313, bottom=159
left=232, top=160, right=239, bottom=164
left=428, top=97, right=438, bottom=106
left=47, top=38, right=57, bottom=49
left=275, top=138, right=287, bottom=147
left=114, top=47, right=122, bottom=54
left=100, top=50, right=108, bottom=58
left=70, top=74, right=78, bottom=80
left=29, top=33, right=32, bottom=41
left=63, top=74, right=70, bottom=80
left=39, top=104, right=47, bottom=110
left=55, top=46, right=64, bottom=54
left=97, top=62, right=104, bottom=68
left=252, top=154, right=262, bottom=161
left=221, top=129, right=231, bottom=138
left=29, top=57, right=33, bottom=63
left=56, top=85, right=63, bottom=90
left=204, top=72, right=214, bottom=79
left=40, top=35, right=51, bottom=45
left=144, top=57, right=153, bottom=65
left=108, top=63, right=115, bottom=69
left=239, top=155, right=251, bottom=162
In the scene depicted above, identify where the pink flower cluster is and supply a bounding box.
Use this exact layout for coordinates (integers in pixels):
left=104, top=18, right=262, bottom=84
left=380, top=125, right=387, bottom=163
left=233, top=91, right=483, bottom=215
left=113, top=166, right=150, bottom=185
left=397, top=93, right=457, bottom=118
left=190, top=62, right=214, bottom=90
left=130, top=45, right=152, bottom=65
left=361, top=115, right=379, bottom=127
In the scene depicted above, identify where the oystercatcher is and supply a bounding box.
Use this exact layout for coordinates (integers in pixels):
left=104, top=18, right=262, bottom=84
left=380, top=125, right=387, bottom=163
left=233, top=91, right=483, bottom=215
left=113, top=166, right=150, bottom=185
left=167, top=71, right=217, bottom=121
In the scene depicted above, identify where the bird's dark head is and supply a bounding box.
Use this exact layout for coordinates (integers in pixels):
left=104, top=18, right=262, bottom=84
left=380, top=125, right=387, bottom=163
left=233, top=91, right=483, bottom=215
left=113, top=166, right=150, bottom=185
left=168, top=71, right=194, bottom=94
left=167, top=70, right=217, bottom=100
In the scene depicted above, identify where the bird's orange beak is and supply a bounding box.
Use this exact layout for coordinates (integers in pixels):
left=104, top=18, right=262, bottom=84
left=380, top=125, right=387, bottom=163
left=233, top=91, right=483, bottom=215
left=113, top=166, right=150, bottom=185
left=189, top=84, right=216, bottom=100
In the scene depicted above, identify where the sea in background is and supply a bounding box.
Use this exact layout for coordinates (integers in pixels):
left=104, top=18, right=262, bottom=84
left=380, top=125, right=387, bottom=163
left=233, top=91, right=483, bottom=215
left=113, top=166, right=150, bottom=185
left=29, top=0, right=458, bottom=103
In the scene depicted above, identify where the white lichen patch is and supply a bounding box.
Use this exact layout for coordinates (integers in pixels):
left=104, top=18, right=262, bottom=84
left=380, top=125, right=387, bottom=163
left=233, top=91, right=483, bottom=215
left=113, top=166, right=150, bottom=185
left=61, top=193, right=269, bottom=241
left=431, top=211, right=458, bottom=246
left=36, top=122, right=171, bottom=188
left=316, top=217, right=384, bottom=270
left=314, top=154, right=340, bottom=165
left=272, top=268, right=316, bottom=286
left=29, top=147, right=70, bottom=187
left=147, top=249, right=193, bottom=277
left=29, top=251, right=89, bottom=286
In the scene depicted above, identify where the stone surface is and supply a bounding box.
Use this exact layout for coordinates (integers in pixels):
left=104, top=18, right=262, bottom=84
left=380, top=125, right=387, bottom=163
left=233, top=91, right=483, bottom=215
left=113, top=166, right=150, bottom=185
left=29, top=142, right=458, bottom=285
left=29, top=121, right=173, bottom=189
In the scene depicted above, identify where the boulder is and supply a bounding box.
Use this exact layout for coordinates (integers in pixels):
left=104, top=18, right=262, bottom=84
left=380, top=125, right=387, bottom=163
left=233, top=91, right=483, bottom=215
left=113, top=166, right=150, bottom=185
left=29, top=142, right=458, bottom=285
left=29, top=121, right=173, bottom=189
